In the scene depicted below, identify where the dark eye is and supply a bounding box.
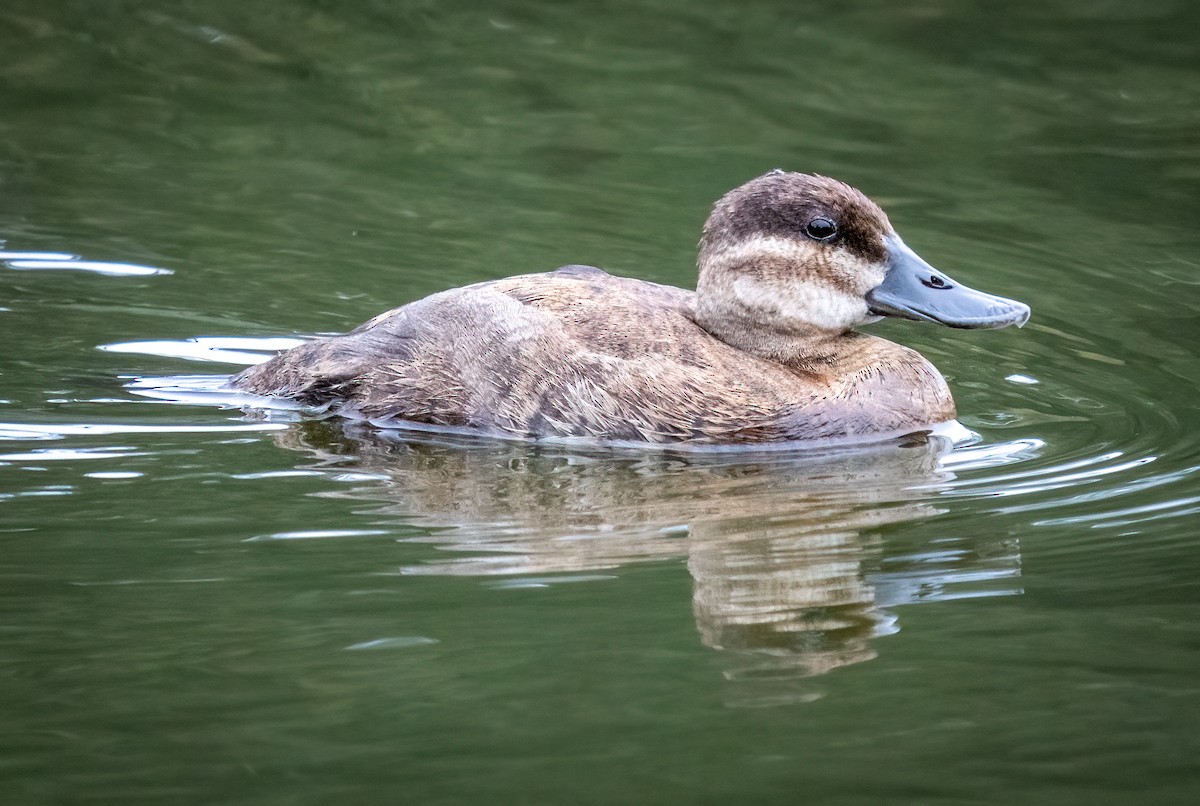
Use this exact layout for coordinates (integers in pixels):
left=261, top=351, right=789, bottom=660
left=805, top=217, right=837, bottom=241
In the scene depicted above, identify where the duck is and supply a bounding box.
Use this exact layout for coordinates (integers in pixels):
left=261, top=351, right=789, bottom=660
left=230, top=171, right=1030, bottom=446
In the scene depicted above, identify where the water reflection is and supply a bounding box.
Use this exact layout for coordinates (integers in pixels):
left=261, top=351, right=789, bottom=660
left=0, top=248, right=171, bottom=276
left=266, top=421, right=1024, bottom=690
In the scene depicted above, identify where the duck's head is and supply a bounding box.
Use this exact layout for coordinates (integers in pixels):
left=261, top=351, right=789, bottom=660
left=695, top=171, right=1030, bottom=360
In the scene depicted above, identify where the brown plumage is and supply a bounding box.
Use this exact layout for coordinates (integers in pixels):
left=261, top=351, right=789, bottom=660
left=231, top=171, right=1030, bottom=446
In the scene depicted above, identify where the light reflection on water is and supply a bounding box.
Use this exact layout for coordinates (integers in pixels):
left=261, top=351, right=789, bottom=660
left=0, top=248, right=171, bottom=276
left=0, top=421, right=287, bottom=440
left=101, top=336, right=305, bottom=365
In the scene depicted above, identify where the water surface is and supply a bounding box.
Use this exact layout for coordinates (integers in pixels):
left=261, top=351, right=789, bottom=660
left=2, top=1, right=1199, bottom=803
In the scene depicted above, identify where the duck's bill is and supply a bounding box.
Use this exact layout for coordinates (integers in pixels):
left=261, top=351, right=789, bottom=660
left=866, top=236, right=1031, bottom=329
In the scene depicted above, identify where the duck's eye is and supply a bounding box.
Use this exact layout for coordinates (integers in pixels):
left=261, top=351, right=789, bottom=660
left=805, top=217, right=837, bottom=241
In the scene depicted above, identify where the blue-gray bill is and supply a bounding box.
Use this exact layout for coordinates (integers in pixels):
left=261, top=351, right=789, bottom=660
left=866, top=236, right=1031, bottom=329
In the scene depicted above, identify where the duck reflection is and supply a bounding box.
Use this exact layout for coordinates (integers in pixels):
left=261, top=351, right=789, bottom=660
left=270, top=422, right=1021, bottom=688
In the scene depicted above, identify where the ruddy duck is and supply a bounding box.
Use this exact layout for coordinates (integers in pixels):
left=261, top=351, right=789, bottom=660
left=231, top=171, right=1029, bottom=445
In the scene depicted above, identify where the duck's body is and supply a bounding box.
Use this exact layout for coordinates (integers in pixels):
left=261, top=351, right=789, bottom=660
left=234, top=265, right=953, bottom=444
left=233, top=172, right=1028, bottom=445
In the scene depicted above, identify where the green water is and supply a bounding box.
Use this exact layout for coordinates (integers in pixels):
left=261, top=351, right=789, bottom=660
left=2, top=1, right=1199, bottom=803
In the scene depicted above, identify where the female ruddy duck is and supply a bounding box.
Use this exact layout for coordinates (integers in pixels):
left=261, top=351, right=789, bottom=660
left=232, top=171, right=1030, bottom=445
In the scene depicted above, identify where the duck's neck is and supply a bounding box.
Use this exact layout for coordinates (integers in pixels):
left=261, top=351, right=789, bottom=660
left=693, top=265, right=855, bottom=368
left=694, top=305, right=849, bottom=367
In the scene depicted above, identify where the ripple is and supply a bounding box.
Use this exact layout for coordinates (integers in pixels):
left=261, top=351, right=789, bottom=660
left=0, top=421, right=286, bottom=441
left=345, top=637, right=439, bottom=651
left=2, top=250, right=171, bottom=276
left=0, top=485, right=75, bottom=500
left=246, top=528, right=392, bottom=541
left=873, top=538, right=1024, bottom=605
left=0, top=446, right=145, bottom=461
left=0, top=251, right=77, bottom=260
left=485, top=574, right=619, bottom=589
left=124, top=374, right=307, bottom=413
left=68, top=578, right=230, bottom=586
left=935, top=438, right=1045, bottom=472
left=1034, top=494, right=1200, bottom=530
left=101, top=336, right=305, bottom=365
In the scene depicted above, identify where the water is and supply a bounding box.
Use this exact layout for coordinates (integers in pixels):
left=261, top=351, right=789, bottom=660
left=2, top=1, right=1199, bottom=802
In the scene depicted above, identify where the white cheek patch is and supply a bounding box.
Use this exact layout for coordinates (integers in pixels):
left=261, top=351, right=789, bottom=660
left=709, top=235, right=889, bottom=330
left=732, top=275, right=871, bottom=331
left=709, top=235, right=887, bottom=289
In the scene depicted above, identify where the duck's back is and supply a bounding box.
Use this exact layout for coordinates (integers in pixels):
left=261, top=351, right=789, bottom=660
left=231, top=265, right=951, bottom=444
